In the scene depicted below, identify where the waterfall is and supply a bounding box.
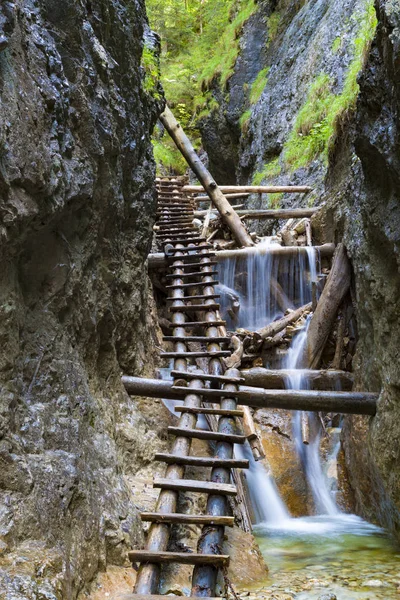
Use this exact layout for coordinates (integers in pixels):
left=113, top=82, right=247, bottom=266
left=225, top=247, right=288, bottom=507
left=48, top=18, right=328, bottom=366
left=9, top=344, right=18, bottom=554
left=236, top=442, right=289, bottom=525
left=217, top=243, right=317, bottom=331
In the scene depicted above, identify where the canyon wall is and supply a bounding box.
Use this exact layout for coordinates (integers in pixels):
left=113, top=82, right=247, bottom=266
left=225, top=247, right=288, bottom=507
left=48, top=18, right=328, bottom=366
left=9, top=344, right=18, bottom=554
left=0, top=1, right=164, bottom=598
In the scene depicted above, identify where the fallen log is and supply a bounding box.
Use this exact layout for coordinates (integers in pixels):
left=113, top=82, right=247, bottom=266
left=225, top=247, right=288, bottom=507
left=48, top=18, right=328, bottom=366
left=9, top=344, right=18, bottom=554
left=304, top=244, right=351, bottom=368
left=159, top=106, right=254, bottom=248
left=194, top=208, right=318, bottom=219
left=194, top=193, right=250, bottom=202
left=240, top=367, right=354, bottom=391
left=254, top=303, right=312, bottom=341
left=184, top=185, right=313, bottom=194
left=122, top=376, right=377, bottom=415
left=147, top=244, right=335, bottom=269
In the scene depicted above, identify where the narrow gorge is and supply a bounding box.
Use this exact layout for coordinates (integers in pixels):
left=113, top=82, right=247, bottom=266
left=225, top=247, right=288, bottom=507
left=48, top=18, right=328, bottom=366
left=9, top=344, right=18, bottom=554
left=0, top=1, right=399, bottom=600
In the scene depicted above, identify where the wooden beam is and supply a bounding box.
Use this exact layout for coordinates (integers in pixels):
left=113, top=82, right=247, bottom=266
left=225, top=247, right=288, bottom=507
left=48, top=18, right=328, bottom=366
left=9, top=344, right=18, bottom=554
left=140, top=513, right=235, bottom=527
left=194, top=208, right=318, bottom=219
left=129, top=551, right=229, bottom=567
left=240, top=367, right=354, bottom=391
left=155, top=453, right=249, bottom=469
left=194, top=193, right=250, bottom=201
left=121, top=376, right=377, bottom=415
left=153, top=477, right=237, bottom=496
left=148, top=244, right=335, bottom=269
left=159, top=106, right=254, bottom=248
left=184, top=185, right=313, bottom=194
left=305, top=243, right=352, bottom=368
left=168, top=426, right=246, bottom=444
left=174, top=406, right=245, bottom=417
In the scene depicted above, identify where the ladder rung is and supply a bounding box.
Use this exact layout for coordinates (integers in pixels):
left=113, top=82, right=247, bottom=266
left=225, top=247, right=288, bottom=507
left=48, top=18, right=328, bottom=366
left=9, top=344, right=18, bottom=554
left=168, top=427, right=246, bottom=444
left=154, top=477, right=237, bottom=496
left=169, top=303, right=220, bottom=313
left=155, top=453, right=249, bottom=469
left=140, top=512, right=235, bottom=527
left=163, top=335, right=229, bottom=343
left=167, top=244, right=212, bottom=253
left=165, top=271, right=218, bottom=280
left=166, top=280, right=219, bottom=289
left=174, top=406, right=244, bottom=417
left=171, top=370, right=244, bottom=383
left=115, top=595, right=221, bottom=600
left=167, top=252, right=216, bottom=262
left=128, top=550, right=230, bottom=567
left=167, top=262, right=219, bottom=271
left=160, top=350, right=230, bottom=359
left=172, top=386, right=238, bottom=399
left=166, top=295, right=220, bottom=302
left=167, top=320, right=226, bottom=327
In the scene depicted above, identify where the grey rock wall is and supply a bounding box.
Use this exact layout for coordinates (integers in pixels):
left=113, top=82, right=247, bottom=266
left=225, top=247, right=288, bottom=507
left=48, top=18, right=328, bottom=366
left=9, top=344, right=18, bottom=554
left=0, top=1, right=164, bottom=598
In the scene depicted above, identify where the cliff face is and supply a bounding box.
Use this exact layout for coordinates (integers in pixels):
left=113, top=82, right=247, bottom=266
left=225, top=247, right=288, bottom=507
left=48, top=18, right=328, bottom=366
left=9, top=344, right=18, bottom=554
left=0, top=1, right=163, bottom=598
left=200, top=0, right=371, bottom=199
left=201, top=0, right=400, bottom=540
left=338, top=0, right=400, bottom=536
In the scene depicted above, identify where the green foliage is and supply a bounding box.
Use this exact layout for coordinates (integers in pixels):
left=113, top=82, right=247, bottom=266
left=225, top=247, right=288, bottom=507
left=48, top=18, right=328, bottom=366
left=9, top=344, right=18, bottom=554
left=266, top=11, right=281, bottom=49
left=199, top=1, right=258, bottom=89
left=283, top=1, right=377, bottom=170
left=141, top=45, right=162, bottom=99
left=252, top=158, right=282, bottom=184
left=249, top=67, right=270, bottom=104
left=268, top=193, right=283, bottom=208
left=332, top=36, right=342, bottom=53
left=239, top=109, right=252, bottom=132
left=152, top=138, right=187, bottom=176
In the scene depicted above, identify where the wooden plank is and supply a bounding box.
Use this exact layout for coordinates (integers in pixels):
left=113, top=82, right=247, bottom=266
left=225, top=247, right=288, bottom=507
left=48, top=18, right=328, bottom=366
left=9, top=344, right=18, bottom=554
left=166, top=252, right=216, bottom=262
left=140, top=513, right=235, bottom=527
left=167, top=244, right=212, bottom=253
left=165, top=280, right=219, bottom=289
left=129, top=550, right=229, bottom=567
left=194, top=208, right=318, bottom=219
left=167, top=320, right=226, bottom=327
left=118, top=595, right=221, bottom=600
left=160, top=350, right=230, bottom=359
left=168, top=427, right=246, bottom=444
left=174, top=406, right=244, bottom=417
left=168, top=303, right=220, bottom=313
left=166, top=294, right=220, bottom=302
left=164, top=266, right=218, bottom=276
left=153, top=477, right=237, bottom=496
left=154, top=453, right=249, bottom=469
left=163, top=335, right=229, bottom=342
left=171, top=370, right=244, bottom=383
left=167, top=261, right=218, bottom=269
left=183, top=185, right=313, bottom=194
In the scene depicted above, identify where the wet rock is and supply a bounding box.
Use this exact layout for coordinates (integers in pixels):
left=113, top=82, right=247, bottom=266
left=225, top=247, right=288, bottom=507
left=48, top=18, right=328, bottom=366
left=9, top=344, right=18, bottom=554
left=0, top=0, right=163, bottom=597
left=318, top=594, right=337, bottom=600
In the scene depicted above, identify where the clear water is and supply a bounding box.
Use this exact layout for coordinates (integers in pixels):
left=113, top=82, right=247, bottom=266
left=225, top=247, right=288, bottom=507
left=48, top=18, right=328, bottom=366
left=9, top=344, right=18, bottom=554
left=223, top=243, right=400, bottom=598
left=253, top=515, right=400, bottom=598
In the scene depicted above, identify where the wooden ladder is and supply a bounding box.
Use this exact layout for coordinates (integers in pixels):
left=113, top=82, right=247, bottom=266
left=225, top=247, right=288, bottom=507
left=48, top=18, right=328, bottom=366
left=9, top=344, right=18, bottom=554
left=128, top=178, right=250, bottom=599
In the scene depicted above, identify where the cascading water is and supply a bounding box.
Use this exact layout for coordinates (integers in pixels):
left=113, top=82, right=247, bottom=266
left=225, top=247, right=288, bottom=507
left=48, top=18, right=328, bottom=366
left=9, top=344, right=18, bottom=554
left=217, top=241, right=317, bottom=331
left=285, top=320, right=339, bottom=516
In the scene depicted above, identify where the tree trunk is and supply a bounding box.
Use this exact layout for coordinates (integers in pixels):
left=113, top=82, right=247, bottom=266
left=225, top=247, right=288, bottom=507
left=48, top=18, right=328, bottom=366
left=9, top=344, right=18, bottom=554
left=159, top=106, right=254, bottom=248
left=304, top=243, right=352, bottom=368
left=254, top=302, right=312, bottom=341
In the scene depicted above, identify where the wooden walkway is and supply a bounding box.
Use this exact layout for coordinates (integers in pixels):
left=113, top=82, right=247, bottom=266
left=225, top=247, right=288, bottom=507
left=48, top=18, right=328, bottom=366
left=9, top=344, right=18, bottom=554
left=129, top=178, right=249, bottom=599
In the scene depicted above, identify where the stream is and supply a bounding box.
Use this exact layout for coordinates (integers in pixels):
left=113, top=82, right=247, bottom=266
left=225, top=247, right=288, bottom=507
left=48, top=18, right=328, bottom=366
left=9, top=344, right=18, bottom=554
left=218, top=244, right=400, bottom=599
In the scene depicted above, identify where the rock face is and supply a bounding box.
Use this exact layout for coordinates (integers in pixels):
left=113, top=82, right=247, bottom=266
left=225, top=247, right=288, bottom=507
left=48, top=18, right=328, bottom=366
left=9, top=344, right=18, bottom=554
left=0, top=1, right=164, bottom=598
left=338, top=1, right=400, bottom=536
left=201, top=0, right=369, bottom=198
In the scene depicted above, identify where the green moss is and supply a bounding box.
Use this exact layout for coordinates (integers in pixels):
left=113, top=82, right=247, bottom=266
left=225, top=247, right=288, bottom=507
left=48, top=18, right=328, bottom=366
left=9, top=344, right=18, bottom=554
left=249, top=67, right=270, bottom=104
left=332, top=36, right=342, bottom=53
left=141, top=45, right=162, bottom=99
left=268, top=193, right=283, bottom=209
left=200, top=0, right=257, bottom=89
left=266, top=11, right=281, bottom=49
left=283, top=1, right=377, bottom=171
left=239, top=109, right=252, bottom=132
left=252, top=158, right=282, bottom=184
